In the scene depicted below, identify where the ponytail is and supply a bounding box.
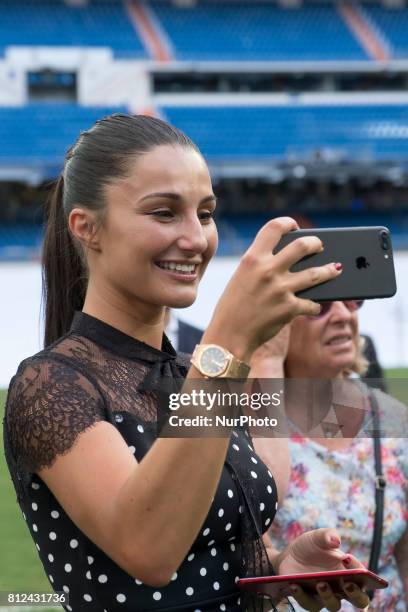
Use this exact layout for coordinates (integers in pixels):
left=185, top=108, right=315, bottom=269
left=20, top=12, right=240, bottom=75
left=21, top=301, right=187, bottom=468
left=42, top=176, right=86, bottom=347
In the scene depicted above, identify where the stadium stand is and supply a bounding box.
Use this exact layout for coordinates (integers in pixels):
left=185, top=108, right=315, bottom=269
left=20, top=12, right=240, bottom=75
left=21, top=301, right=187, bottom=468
left=0, top=104, right=127, bottom=173
left=151, top=1, right=369, bottom=61
left=0, top=223, right=42, bottom=261
left=1, top=1, right=408, bottom=64
left=2, top=102, right=407, bottom=172
left=161, top=103, right=408, bottom=163
left=0, top=0, right=147, bottom=59
left=1, top=0, right=408, bottom=259
left=364, top=4, right=408, bottom=59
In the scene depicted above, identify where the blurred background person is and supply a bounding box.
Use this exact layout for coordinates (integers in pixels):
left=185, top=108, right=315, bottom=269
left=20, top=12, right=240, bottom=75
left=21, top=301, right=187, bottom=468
left=250, top=301, right=408, bottom=611
left=164, top=307, right=203, bottom=354
left=362, top=334, right=387, bottom=392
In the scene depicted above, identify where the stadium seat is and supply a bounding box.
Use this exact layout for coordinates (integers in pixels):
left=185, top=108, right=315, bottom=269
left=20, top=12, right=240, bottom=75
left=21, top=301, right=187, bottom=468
left=0, top=104, right=128, bottom=171
left=364, top=5, right=408, bottom=59
left=151, top=1, right=369, bottom=61
left=161, top=104, right=408, bottom=162
left=0, top=0, right=147, bottom=59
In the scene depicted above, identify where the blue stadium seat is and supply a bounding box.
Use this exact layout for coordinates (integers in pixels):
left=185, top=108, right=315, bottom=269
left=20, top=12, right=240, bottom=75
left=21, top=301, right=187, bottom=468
left=151, top=1, right=368, bottom=61
left=0, top=0, right=146, bottom=58
left=161, top=104, right=408, bottom=163
left=0, top=224, right=43, bottom=261
left=0, top=104, right=128, bottom=170
left=1, top=103, right=408, bottom=169
left=364, top=5, right=408, bottom=58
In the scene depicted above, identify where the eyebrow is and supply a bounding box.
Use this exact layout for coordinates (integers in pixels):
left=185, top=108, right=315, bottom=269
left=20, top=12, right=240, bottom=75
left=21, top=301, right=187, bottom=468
left=139, top=192, right=217, bottom=205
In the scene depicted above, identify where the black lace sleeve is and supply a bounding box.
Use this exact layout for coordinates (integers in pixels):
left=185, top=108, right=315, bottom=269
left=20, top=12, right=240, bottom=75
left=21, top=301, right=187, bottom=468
left=4, top=356, right=106, bottom=478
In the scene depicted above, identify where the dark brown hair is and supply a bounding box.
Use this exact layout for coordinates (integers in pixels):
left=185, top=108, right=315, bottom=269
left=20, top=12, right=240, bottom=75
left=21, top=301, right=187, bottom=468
left=42, top=113, right=199, bottom=346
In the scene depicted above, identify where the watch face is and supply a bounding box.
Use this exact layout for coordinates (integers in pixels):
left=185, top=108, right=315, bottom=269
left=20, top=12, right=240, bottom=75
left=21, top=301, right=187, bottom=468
left=200, top=346, right=229, bottom=376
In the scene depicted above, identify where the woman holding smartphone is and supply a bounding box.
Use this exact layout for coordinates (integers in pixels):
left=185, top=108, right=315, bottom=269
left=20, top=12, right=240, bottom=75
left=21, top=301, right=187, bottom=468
left=4, top=114, right=369, bottom=611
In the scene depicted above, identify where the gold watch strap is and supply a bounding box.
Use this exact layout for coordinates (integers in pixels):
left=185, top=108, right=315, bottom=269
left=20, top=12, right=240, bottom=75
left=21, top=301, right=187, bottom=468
left=222, top=356, right=251, bottom=379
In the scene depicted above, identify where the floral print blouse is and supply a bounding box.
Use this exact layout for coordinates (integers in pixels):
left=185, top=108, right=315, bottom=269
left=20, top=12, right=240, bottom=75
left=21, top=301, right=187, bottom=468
left=270, top=391, right=408, bottom=611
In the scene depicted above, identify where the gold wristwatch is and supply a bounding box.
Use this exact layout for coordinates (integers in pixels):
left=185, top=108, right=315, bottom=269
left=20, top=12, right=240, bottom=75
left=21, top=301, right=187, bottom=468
left=191, top=344, right=250, bottom=379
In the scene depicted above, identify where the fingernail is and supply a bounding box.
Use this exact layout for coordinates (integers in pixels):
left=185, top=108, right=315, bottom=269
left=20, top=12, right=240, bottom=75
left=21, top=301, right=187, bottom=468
left=330, top=535, right=341, bottom=546
left=335, top=262, right=343, bottom=271
left=342, top=556, right=351, bottom=565
left=345, top=583, right=355, bottom=593
left=290, top=585, right=299, bottom=594
left=318, top=583, right=329, bottom=592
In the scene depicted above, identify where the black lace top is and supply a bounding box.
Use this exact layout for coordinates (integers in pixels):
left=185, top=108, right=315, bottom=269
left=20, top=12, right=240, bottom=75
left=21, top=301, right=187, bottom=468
left=3, top=312, right=278, bottom=612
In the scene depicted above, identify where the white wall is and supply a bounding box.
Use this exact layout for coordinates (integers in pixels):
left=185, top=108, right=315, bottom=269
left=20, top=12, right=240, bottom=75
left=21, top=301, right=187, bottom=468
left=1, top=47, right=152, bottom=111
left=1, top=255, right=407, bottom=388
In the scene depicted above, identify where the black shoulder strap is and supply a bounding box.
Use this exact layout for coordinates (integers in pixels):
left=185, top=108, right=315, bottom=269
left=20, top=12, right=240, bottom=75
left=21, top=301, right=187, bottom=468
left=367, top=390, right=386, bottom=587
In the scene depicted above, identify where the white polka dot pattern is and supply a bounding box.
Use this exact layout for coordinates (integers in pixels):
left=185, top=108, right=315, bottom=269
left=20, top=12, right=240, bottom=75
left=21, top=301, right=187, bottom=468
left=16, top=405, right=277, bottom=611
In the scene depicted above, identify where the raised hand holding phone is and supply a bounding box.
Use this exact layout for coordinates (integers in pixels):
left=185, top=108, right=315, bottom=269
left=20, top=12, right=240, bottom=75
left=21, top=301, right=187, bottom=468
left=273, top=226, right=397, bottom=302
left=203, top=217, right=342, bottom=364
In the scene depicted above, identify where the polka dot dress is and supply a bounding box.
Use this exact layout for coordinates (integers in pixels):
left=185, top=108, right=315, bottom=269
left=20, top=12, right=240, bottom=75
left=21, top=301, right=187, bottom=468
left=4, top=312, right=278, bottom=611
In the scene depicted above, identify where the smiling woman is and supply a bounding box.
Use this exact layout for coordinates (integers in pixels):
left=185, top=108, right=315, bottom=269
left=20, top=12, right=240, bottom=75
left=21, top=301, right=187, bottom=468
left=3, top=114, right=370, bottom=612
left=76, top=142, right=218, bottom=317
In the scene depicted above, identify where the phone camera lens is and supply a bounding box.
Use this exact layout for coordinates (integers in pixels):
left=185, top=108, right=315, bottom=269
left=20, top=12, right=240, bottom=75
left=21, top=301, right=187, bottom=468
left=380, top=231, right=389, bottom=251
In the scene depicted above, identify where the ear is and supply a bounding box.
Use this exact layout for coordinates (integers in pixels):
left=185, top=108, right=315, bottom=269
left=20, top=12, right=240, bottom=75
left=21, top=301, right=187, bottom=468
left=68, top=208, right=101, bottom=252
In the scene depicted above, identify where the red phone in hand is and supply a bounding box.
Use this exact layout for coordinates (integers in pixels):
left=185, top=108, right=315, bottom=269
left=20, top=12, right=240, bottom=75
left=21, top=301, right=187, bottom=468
left=238, top=569, right=388, bottom=602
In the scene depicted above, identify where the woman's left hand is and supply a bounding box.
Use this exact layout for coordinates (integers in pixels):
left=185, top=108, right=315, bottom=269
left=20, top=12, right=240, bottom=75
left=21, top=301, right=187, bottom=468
left=275, top=528, right=370, bottom=611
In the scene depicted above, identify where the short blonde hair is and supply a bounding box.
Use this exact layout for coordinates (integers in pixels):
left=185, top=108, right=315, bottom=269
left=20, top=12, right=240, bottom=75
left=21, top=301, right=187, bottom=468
left=344, top=335, right=369, bottom=377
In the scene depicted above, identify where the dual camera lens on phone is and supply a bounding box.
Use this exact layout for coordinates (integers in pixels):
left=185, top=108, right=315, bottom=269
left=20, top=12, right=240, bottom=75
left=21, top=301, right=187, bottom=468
left=380, top=230, right=389, bottom=251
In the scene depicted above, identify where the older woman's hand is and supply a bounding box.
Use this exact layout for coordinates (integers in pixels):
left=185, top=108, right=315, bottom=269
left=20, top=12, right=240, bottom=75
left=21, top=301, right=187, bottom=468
left=275, top=528, right=370, bottom=611
left=249, top=324, right=291, bottom=378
